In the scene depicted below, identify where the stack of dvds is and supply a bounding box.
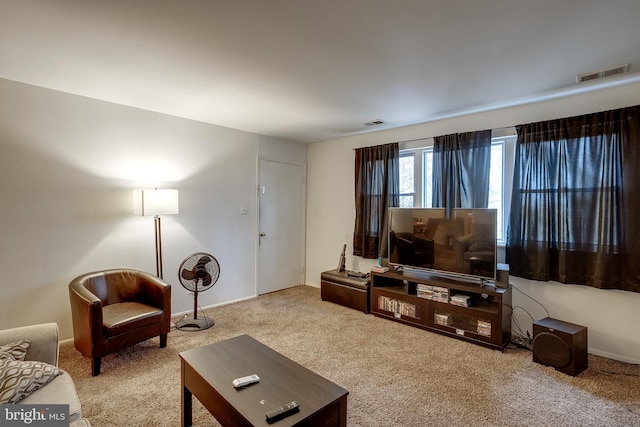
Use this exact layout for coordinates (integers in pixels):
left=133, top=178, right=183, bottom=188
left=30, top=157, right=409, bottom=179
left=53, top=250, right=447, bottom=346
left=434, top=313, right=452, bottom=326
left=450, top=294, right=472, bottom=307
left=377, top=295, right=417, bottom=318
left=432, top=286, right=449, bottom=303
left=416, top=284, right=449, bottom=303
left=378, top=295, right=397, bottom=312
left=477, top=320, right=492, bottom=337
left=398, top=301, right=417, bottom=318
left=416, top=283, right=432, bottom=299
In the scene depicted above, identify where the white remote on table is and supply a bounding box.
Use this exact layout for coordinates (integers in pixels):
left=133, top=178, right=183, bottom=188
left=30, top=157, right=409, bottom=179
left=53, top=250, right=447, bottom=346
left=232, top=374, right=260, bottom=388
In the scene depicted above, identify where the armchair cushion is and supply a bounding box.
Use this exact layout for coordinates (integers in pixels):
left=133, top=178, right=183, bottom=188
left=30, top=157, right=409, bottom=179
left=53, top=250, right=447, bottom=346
left=102, top=302, right=163, bottom=338
left=0, top=358, right=61, bottom=403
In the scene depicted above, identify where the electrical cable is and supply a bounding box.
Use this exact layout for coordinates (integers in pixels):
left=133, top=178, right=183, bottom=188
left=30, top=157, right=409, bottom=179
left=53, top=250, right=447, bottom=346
left=510, top=283, right=551, bottom=318
left=507, top=283, right=552, bottom=349
left=197, top=303, right=214, bottom=327
left=506, top=286, right=543, bottom=351
left=173, top=292, right=214, bottom=330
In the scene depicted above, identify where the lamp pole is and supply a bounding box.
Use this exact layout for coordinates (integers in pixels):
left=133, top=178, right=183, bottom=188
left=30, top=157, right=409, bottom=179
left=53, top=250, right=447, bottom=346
left=155, top=215, right=163, bottom=279
left=134, top=188, right=178, bottom=280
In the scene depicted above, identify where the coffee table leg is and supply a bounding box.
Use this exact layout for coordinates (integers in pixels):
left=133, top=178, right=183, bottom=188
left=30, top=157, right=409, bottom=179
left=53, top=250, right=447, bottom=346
left=339, top=395, right=348, bottom=427
left=182, top=385, right=192, bottom=427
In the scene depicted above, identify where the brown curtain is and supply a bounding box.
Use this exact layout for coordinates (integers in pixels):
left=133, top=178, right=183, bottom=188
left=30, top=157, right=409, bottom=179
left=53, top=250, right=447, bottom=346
left=506, top=105, right=640, bottom=292
left=432, top=130, right=492, bottom=214
left=353, top=143, right=400, bottom=259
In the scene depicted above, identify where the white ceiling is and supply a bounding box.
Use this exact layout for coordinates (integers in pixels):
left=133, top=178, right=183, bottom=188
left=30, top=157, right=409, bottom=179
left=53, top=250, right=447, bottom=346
left=1, top=0, right=640, bottom=143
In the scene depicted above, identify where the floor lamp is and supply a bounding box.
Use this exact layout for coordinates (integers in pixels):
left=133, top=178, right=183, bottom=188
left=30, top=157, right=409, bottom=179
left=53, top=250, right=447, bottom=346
left=134, top=189, right=179, bottom=279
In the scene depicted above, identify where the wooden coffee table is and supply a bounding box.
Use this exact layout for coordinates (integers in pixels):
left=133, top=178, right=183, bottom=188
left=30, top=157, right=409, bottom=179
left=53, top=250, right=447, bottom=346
left=180, top=334, right=348, bottom=426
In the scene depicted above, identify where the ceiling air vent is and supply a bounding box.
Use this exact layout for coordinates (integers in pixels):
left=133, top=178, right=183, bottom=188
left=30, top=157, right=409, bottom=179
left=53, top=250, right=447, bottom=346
left=364, top=119, right=384, bottom=127
left=576, top=64, right=629, bottom=83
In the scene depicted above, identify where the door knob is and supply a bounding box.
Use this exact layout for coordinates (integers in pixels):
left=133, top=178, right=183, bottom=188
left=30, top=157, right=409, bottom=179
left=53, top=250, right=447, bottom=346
left=260, top=232, right=266, bottom=237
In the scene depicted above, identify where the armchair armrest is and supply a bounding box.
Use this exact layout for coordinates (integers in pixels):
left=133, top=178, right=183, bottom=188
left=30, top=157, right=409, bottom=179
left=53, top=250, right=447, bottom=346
left=135, top=271, right=172, bottom=310
left=135, top=272, right=172, bottom=337
left=0, top=323, right=59, bottom=366
left=69, top=280, right=104, bottom=357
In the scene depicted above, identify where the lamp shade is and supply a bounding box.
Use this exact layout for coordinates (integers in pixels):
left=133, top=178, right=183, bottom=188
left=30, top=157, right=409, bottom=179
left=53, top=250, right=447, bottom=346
left=134, top=189, right=179, bottom=216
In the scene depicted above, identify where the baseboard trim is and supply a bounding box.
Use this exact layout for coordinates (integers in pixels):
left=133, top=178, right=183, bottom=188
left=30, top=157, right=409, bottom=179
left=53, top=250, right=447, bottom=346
left=171, top=294, right=257, bottom=320
left=589, top=347, right=640, bottom=365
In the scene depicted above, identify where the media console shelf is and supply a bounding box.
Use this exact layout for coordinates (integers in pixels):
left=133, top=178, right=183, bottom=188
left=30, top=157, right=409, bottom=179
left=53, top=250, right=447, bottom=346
left=370, top=270, right=511, bottom=350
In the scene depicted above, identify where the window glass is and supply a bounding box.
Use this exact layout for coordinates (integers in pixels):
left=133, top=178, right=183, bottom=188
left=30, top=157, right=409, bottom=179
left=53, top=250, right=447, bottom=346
left=399, top=154, right=415, bottom=208
left=489, top=142, right=504, bottom=241
left=422, top=150, right=433, bottom=208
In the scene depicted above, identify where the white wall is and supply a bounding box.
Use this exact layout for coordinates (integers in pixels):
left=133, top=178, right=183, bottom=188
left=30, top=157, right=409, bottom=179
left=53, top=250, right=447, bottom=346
left=306, top=81, right=640, bottom=364
left=0, top=78, right=306, bottom=340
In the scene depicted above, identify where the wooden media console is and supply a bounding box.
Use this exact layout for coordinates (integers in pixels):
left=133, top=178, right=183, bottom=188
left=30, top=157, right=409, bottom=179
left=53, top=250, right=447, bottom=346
left=370, top=270, right=511, bottom=350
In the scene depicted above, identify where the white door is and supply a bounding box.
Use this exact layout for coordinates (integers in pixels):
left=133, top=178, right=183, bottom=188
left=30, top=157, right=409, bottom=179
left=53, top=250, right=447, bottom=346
left=257, top=158, right=305, bottom=294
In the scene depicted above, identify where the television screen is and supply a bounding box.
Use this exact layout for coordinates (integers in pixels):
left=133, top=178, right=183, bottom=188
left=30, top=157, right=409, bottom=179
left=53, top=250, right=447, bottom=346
left=388, top=208, right=497, bottom=281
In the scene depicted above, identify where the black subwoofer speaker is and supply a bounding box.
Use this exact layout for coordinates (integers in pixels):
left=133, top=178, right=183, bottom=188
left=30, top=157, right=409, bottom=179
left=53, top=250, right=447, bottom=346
left=532, top=317, right=588, bottom=376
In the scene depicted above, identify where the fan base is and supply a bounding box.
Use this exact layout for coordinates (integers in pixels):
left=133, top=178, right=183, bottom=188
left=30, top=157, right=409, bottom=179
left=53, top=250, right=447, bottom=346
left=175, top=316, right=215, bottom=331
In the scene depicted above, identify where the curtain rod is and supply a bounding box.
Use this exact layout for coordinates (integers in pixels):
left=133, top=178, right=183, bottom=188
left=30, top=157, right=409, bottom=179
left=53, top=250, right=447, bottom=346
left=353, top=137, right=429, bottom=150
left=397, top=136, right=431, bottom=144
left=394, top=126, right=515, bottom=144
left=353, top=127, right=516, bottom=149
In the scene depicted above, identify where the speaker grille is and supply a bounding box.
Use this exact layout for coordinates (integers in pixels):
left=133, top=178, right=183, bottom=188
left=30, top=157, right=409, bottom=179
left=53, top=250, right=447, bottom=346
left=533, top=332, right=571, bottom=368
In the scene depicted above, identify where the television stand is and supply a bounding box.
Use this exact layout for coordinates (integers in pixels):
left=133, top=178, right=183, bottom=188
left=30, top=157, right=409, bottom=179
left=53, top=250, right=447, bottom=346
left=370, top=270, right=511, bottom=350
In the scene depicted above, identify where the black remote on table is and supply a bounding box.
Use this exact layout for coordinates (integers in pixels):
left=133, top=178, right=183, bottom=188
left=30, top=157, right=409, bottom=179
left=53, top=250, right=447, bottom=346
left=265, top=401, right=300, bottom=423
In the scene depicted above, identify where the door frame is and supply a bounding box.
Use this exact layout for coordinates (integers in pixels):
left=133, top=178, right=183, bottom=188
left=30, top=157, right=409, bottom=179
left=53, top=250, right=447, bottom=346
left=255, top=156, right=307, bottom=296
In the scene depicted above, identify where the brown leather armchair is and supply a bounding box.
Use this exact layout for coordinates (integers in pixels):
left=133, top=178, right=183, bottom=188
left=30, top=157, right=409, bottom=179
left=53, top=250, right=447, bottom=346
left=68, top=269, right=171, bottom=376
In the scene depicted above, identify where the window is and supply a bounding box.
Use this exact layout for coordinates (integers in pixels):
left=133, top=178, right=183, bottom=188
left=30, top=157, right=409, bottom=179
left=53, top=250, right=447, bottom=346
left=422, top=149, right=433, bottom=208
left=505, top=106, right=640, bottom=291
left=488, top=140, right=504, bottom=241
left=399, top=154, right=415, bottom=207
left=400, top=136, right=515, bottom=243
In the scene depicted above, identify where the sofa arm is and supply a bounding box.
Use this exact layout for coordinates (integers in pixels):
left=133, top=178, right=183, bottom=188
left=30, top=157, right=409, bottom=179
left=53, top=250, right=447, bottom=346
left=0, top=323, right=59, bottom=366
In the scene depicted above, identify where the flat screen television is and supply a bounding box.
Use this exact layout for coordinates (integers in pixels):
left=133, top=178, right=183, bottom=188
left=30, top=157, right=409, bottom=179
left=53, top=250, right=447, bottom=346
left=388, top=207, right=497, bottom=282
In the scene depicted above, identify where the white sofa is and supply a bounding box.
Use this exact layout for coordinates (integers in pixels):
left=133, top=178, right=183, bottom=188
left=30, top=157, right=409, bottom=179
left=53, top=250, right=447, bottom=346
left=0, top=323, right=90, bottom=426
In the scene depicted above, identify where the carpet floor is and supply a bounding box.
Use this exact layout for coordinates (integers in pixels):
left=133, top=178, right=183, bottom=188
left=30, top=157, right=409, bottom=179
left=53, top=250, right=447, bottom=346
left=59, top=285, right=640, bottom=426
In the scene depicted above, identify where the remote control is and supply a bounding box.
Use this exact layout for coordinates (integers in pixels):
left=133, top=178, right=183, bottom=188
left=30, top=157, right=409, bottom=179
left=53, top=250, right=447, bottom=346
left=232, top=374, right=260, bottom=388
left=265, top=401, right=300, bottom=423
left=347, top=270, right=366, bottom=278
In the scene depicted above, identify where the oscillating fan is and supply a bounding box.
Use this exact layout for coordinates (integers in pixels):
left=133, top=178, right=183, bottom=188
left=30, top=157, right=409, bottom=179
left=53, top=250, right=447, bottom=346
left=175, top=252, right=220, bottom=331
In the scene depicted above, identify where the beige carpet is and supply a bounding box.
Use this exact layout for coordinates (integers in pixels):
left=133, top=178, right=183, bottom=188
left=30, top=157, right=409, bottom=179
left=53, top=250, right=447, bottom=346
left=59, top=285, right=640, bottom=426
